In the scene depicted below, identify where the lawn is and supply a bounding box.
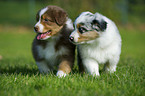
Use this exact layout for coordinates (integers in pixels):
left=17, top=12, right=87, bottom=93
left=0, top=25, right=144, bottom=96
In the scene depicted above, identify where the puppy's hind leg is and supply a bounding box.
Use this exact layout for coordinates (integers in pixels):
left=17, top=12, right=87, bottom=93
left=36, top=61, right=51, bottom=74
left=83, top=59, right=100, bottom=76
left=103, top=58, right=119, bottom=73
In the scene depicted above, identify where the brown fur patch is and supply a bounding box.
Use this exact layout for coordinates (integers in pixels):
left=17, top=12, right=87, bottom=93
left=45, top=6, right=67, bottom=26
left=58, top=60, right=72, bottom=74
left=77, top=31, right=99, bottom=42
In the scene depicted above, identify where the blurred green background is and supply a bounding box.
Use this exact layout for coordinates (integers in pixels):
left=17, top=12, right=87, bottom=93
left=0, top=0, right=145, bottom=26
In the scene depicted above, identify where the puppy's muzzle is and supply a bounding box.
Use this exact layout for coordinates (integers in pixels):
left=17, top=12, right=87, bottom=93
left=69, top=36, right=74, bottom=42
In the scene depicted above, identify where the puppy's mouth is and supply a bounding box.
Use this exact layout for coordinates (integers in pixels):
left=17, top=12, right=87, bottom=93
left=37, top=30, right=51, bottom=40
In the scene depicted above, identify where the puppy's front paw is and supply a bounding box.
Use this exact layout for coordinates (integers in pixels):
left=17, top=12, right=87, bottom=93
left=104, top=65, right=117, bottom=73
left=56, top=70, right=67, bottom=78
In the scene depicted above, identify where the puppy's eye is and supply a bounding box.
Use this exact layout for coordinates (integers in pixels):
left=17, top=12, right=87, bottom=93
left=44, top=18, right=49, bottom=22
left=78, top=27, right=87, bottom=34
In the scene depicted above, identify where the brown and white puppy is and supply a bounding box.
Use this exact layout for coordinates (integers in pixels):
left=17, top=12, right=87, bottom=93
left=32, top=5, right=75, bottom=77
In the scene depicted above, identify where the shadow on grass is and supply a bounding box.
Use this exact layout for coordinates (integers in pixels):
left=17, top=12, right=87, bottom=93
left=0, top=65, right=79, bottom=76
left=0, top=57, right=107, bottom=76
left=0, top=66, right=111, bottom=78
left=0, top=66, right=40, bottom=76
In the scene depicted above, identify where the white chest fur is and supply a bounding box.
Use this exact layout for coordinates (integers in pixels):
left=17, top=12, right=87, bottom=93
left=37, top=39, right=68, bottom=67
left=79, top=44, right=108, bottom=64
left=79, top=37, right=121, bottom=64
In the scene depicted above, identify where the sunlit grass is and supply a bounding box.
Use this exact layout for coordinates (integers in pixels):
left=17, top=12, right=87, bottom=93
left=0, top=26, right=144, bottom=96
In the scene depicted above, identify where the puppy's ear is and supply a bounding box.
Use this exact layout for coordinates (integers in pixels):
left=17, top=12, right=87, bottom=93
left=92, top=19, right=107, bottom=31
left=36, top=10, right=41, bottom=21
left=53, top=9, right=67, bottom=26
left=100, top=20, right=107, bottom=31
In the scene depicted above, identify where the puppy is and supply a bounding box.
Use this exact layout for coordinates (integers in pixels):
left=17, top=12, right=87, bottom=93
left=32, top=5, right=75, bottom=77
left=70, top=12, right=121, bottom=76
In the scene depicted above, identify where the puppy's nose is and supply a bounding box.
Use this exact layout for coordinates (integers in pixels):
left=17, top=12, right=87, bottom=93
left=69, top=36, right=74, bottom=42
left=34, top=27, right=38, bottom=32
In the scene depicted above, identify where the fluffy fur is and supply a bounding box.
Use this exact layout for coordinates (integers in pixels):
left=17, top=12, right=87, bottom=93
left=70, top=12, right=121, bottom=76
left=32, top=5, right=75, bottom=77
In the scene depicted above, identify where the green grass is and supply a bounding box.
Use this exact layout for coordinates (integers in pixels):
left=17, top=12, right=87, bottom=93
left=0, top=26, right=145, bottom=96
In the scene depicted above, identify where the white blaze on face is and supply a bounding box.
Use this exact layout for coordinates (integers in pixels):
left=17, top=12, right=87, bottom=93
left=70, top=30, right=80, bottom=42
left=34, top=7, right=48, bottom=33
